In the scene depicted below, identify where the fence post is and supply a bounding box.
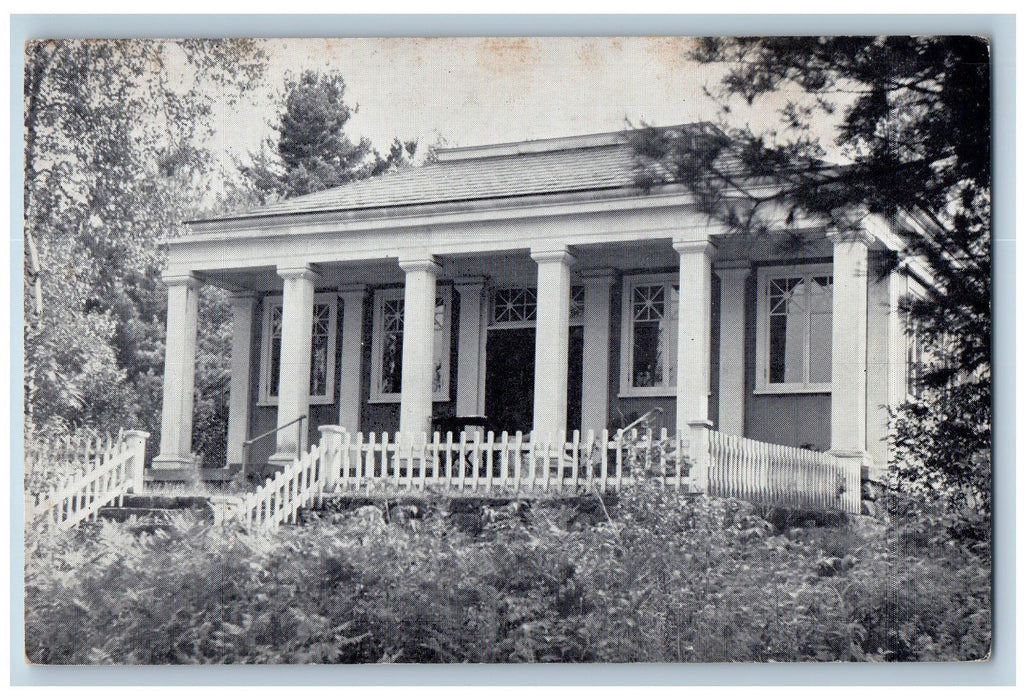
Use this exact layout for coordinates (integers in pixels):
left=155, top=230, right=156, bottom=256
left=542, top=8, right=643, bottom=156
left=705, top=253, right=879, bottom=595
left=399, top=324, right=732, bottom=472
left=123, top=430, right=150, bottom=494
left=687, top=420, right=712, bottom=493
left=318, top=425, right=345, bottom=493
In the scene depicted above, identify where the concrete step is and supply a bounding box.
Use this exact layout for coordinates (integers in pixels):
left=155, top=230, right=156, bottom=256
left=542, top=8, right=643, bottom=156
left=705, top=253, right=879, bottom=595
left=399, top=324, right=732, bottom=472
left=96, top=494, right=246, bottom=528
left=96, top=506, right=213, bottom=524
left=116, top=494, right=213, bottom=509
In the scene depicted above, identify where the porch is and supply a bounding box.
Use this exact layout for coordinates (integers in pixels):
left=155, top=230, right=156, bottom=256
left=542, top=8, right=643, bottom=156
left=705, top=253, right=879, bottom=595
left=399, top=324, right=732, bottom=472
left=148, top=130, right=907, bottom=502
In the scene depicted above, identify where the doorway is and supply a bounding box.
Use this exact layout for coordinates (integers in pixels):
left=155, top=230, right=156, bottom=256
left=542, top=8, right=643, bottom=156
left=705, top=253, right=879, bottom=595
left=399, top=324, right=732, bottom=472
left=484, top=326, right=584, bottom=436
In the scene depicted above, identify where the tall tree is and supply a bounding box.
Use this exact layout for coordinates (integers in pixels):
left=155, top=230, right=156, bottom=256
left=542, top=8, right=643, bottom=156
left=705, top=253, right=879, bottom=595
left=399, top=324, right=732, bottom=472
left=632, top=37, right=991, bottom=515
left=241, top=70, right=416, bottom=202
left=23, top=39, right=266, bottom=443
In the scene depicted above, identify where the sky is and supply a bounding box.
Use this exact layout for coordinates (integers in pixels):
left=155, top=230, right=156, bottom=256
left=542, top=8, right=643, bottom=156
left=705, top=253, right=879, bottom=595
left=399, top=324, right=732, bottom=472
left=205, top=37, right=840, bottom=171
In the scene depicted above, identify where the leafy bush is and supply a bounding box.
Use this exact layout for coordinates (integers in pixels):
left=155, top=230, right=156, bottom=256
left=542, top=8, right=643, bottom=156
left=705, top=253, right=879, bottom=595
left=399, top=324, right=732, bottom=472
left=25, top=482, right=990, bottom=664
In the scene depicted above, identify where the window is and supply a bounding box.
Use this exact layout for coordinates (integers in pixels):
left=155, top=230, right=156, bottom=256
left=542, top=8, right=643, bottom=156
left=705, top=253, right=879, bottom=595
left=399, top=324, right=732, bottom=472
left=491, top=287, right=537, bottom=326
left=370, top=286, right=452, bottom=402
left=619, top=275, right=680, bottom=397
left=489, top=285, right=585, bottom=328
left=906, top=311, right=925, bottom=398
left=755, top=264, right=833, bottom=393
left=258, top=293, right=338, bottom=405
left=569, top=285, right=585, bottom=326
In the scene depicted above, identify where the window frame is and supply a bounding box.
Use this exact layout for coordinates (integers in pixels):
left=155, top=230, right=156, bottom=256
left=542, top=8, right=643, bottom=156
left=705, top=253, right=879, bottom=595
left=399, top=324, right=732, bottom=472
left=618, top=273, right=680, bottom=398
left=487, top=285, right=585, bottom=330
left=369, top=285, right=452, bottom=404
left=257, top=292, right=339, bottom=407
left=904, top=276, right=931, bottom=401
left=754, top=263, right=834, bottom=395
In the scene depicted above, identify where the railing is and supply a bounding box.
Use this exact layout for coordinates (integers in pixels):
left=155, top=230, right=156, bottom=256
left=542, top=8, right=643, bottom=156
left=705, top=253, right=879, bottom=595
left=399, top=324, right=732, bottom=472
left=236, top=424, right=863, bottom=529
left=705, top=430, right=861, bottom=514
left=25, top=430, right=150, bottom=530
left=240, top=414, right=307, bottom=480
left=323, top=428, right=691, bottom=496
left=241, top=438, right=330, bottom=531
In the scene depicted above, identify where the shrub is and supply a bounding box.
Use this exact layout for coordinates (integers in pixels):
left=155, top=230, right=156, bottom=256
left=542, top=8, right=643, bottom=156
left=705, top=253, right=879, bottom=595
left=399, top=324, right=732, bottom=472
left=24, top=483, right=990, bottom=664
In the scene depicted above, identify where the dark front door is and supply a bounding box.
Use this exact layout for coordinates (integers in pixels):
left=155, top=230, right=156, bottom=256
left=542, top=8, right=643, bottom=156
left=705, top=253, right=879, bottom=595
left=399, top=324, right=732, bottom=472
left=486, top=328, right=536, bottom=435
left=485, top=326, right=585, bottom=436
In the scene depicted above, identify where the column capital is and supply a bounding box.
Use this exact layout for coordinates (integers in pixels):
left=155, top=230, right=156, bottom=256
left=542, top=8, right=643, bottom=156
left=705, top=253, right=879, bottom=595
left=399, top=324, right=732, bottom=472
left=826, top=229, right=876, bottom=248
left=714, top=260, right=751, bottom=278
left=530, top=246, right=576, bottom=266
left=397, top=255, right=442, bottom=275
left=338, top=283, right=368, bottom=297
left=581, top=267, right=618, bottom=284
left=672, top=237, right=716, bottom=257
left=228, top=290, right=258, bottom=302
left=162, top=272, right=201, bottom=289
left=277, top=263, right=321, bottom=283
left=455, top=275, right=488, bottom=291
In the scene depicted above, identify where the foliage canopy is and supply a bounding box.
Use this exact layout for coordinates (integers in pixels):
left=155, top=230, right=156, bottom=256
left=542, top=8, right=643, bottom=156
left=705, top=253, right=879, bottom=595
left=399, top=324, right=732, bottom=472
left=631, top=36, right=991, bottom=514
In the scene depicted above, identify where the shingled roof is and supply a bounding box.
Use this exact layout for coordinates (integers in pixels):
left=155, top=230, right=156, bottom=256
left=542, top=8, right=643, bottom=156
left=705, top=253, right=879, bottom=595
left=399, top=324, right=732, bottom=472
left=195, top=124, right=735, bottom=224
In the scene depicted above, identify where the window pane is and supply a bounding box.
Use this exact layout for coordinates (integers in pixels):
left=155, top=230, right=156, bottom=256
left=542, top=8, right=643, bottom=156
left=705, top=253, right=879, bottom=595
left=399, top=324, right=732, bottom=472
left=569, top=285, right=585, bottom=324
left=433, top=295, right=446, bottom=393
left=380, top=297, right=404, bottom=394
left=809, top=312, right=832, bottom=383
left=631, top=283, right=677, bottom=388
left=633, top=320, right=662, bottom=386
left=808, top=276, right=832, bottom=383
left=269, top=305, right=282, bottom=397
left=633, top=284, right=664, bottom=322
left=309, top=302, right=331, bottom=396
left=768, top=278, right=806, bottom=384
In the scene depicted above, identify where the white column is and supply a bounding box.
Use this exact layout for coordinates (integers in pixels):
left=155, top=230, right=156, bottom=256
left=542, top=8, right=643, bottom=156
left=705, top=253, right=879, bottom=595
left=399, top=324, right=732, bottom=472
left=338, top=284, right=367, bottom=434
left=581, top=268, right=615, bottom=435
left=398, top=255, right=441, bottom=438
left=455, top=276, right=487, bottom=417
left=673, top=237, right=715, bottom=434
left=268, top=264, right=319, bottom=465
left=829, top=232, right=871, bottom=459
left=153, top=273, right=200, bottom=470
left=715, top=262, right=750, bottom=436
left=225, top=292, right=256, bottom=466
left=531, top=246, right=575, bottom=440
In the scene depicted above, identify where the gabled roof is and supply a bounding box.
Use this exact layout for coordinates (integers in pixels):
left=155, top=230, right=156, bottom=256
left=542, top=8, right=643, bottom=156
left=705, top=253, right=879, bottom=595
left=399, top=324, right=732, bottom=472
left=197, top=126, right=722, bottom=224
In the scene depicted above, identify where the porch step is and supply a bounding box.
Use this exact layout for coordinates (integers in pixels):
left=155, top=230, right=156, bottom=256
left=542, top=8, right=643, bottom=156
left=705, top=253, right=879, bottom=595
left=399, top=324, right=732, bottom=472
left=95, top=494, right=216, bottom=529
left=145, top=465, right=243, bottom=484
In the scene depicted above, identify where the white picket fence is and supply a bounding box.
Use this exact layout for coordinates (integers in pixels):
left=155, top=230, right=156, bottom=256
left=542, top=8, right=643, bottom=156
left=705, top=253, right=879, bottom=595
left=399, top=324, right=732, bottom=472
left=241, top=439, right=332, bottom=530
left=707, top=431, right=861, bottom=514
left=239, top=427, right=689, bottom=531
left=240, top=424, right=862, bottom=530
left=330, top=428, right=690, bottom=495
left=25, top=430, right=150, bottom=530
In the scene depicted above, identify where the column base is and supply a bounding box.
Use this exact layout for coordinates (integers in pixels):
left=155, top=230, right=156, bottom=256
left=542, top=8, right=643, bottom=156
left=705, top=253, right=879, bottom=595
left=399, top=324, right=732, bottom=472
left=267, top=451, right=300, bottom=468
left=829, top=449, right=882, bottom=480
left=149, top=454, right=201, bottom=483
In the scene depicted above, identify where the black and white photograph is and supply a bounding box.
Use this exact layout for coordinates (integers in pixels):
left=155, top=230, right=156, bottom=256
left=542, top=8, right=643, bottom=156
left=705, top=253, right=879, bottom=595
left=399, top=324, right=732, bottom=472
left=21, top=33, right=993, bottom=666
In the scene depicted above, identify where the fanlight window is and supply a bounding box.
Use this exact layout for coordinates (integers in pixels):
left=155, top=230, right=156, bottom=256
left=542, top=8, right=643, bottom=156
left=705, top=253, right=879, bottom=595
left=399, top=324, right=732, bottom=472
left=490, top=285, right=585, bottom=327
left=492, top=287, right=537, bottom=325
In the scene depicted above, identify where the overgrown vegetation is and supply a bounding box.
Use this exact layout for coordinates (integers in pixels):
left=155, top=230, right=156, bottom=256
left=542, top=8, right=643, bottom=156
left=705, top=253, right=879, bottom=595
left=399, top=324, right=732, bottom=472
left=25, top=483, right=990, bottom=664
left=24, top=44, right=414, bottom=467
